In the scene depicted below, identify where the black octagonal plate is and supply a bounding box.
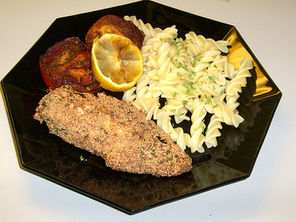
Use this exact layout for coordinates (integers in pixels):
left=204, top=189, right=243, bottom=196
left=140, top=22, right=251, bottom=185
left=1, top=0, right=281, bottom=214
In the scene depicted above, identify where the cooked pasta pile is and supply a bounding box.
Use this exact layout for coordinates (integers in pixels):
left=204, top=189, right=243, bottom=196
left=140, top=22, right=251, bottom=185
left=123, top=16, right=253, bottom=153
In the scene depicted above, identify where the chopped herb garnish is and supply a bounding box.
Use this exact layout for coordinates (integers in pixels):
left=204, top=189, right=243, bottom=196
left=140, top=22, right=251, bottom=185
left=191, top=70, right=196, bottom=75
left=176, top=61, right=182, bottom=68
left=194, top=53, right=201, bottom=58
left=208, top=75, right=216, bottom=81
left=206, top=97, right=212, bottom=104
left=83, top=134, right=89, bottom=140
left=220, top=89, right=225, bottom=95
left=94, top=137, right=101, bottom=142
left=53, top=126, right=59, bottom=134
left=80, top=155, right=87, bottom=162
left=191, top=59, right=197, bottom=67
left=176, top=72, right=182, bottom=77
left=184, top=80, right=196, bottom=91
left=169, top=40, right=177, bottom=46
left=202, top=125, right=206, bottom=132
left=182, top=100, right=188, bottom=105
left=159, top=159, right=165, bottom=164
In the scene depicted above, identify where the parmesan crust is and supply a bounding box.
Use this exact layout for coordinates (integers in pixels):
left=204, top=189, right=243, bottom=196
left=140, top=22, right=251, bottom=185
left=34, top=85, right=192, bottom=176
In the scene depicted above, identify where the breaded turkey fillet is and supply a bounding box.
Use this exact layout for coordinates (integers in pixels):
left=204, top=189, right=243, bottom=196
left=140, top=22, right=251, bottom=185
left=34, top=86, right=192, bottom=177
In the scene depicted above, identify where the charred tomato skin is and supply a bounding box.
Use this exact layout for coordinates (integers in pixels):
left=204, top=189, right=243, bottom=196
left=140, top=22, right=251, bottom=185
left=39, top=37, right=101, bottom=93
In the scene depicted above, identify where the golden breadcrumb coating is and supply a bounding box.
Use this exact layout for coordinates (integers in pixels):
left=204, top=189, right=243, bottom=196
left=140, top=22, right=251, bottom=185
left=34, top=86, right=192, bottom=177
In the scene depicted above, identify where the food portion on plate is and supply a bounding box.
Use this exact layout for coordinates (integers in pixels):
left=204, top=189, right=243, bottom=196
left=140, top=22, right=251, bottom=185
left=39, top=37, right=101, bottom=93
left=123, top=16, right=253, bottom=153
left=91, top=33, right=144, bottom=92
left=35, top=14, right=253, bottom=176
left=34, top=85, right=192, bottom=177
left=85, top=14, right=145, bottom=51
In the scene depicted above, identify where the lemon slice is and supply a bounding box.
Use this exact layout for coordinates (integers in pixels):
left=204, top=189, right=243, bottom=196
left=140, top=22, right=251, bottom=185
left=91, top=33, right=143, bottom=92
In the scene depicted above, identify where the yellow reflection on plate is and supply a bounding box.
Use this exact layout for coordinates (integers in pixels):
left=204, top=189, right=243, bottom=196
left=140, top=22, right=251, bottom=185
left=224, top=28, right=277, bottom=100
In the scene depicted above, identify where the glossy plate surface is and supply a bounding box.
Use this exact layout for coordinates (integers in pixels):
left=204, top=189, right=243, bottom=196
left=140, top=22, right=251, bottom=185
left=0, top=0, right=281, bottom=214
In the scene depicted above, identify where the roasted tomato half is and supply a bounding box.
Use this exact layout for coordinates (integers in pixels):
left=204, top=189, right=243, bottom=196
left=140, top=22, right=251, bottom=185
left=39, top=37, right=101, bottom=93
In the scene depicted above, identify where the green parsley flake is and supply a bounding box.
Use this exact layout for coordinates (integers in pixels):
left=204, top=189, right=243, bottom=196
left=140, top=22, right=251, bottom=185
left=176, top=72, right=182, bottom=77
left=191, top=71, right=196, bottom=76
left=206, top=97, right=212, bottom=104
left=191, top=59, right=197, bottom=66
left=202, top=126, right=206, bottom=132
left=182, top=100, right=188, bottom=105
left=184, top=80, right=196, bottom=91
left=220, top=89, right=225, bottom=95
left=208, top=75, right=216, bottom=81
left=80, top=155, right=87, bottom=162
